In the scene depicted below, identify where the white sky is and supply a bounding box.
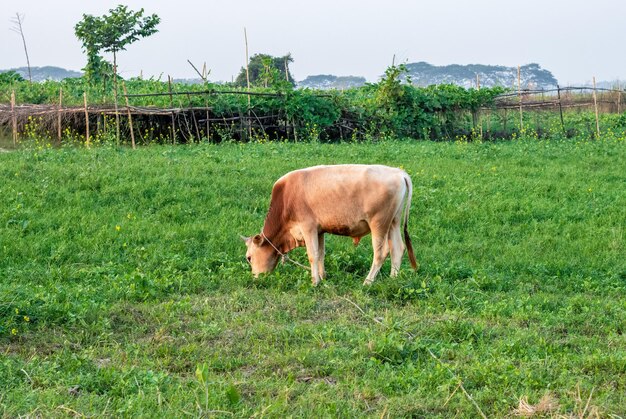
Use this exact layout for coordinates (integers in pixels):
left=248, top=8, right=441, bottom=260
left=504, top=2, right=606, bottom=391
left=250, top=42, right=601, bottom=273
left=2, top=0, right=624, bottom=84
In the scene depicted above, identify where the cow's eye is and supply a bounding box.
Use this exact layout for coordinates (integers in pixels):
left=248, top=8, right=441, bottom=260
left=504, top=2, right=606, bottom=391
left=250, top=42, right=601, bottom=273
left=246, top=256, right=252, bottom=263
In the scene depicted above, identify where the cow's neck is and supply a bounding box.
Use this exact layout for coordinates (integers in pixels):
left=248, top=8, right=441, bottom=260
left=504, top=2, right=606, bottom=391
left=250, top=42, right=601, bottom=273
left=262, top=224, right=299, bottom=254
left=262, top=193, right=300, bottom=254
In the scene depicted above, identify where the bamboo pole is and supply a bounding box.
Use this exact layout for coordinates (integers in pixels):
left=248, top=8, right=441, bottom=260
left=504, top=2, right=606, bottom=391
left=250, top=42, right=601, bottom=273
left=205, top=97, right=210, bottom=142
left=58, top=88, right=63, bottom=143
left=244, top=27, right=252, bottom=140
left=557, top=84, right=565, bottom=134
left=592, top=76, right=600, bottom=138
left=122, top=82, right=136, bottom=149
left=173, top=85, right=194, bottom=141
left=535, top=90, right=540, bottom=133
left=293, top=117, right=299, bottom=142
left=476, top=74, right=482, bottom=138
left=11, top=90, right=17, bottom=146
left=113, top=52, right=120, bottom=145
left=517, top=65, right=523, bottom=131
left=102, top=72, right=107, bottom=139
left=11, top=14, right=32, bottom=83
left=124, top=89, right=332, bottom=99
left=168, top=75, right=176, bottom=144
left=188, top=93, right=201, bottom=142
left=84, top=92, right=90, bottom=147
left=617, top=82, right=622, bottom=114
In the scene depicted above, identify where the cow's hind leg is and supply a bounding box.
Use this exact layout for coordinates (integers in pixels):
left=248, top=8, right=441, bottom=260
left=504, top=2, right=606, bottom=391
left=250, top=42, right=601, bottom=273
left=363, top=224, right=391, bottom=286
left=317, top=233, right=326, bottom=280
left=389, top=216, right=404, bottom=277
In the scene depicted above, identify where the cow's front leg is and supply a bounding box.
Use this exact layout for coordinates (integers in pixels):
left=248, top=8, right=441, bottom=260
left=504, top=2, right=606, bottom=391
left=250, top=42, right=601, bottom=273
left=317, top=233, right=326, bottom=280
left=303, top=229, right=322, bottom=286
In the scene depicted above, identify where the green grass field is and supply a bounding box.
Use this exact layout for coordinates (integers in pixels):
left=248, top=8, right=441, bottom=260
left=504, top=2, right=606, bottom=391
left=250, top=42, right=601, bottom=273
left=1, top=139, right=625, bottom=417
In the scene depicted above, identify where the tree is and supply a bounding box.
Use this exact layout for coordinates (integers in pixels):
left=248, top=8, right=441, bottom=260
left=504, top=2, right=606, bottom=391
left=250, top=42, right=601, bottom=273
left=75, top=5, right=160, bottom=82
left=0, top=70, right=25, bottom=85
left=75, top=5, right=160, bottom=143
left=234, top=53, right=295, bottom=88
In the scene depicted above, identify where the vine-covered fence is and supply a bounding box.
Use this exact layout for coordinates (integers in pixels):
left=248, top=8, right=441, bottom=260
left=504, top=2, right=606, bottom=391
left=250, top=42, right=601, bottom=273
left=1, top=83, right=625, bottom=147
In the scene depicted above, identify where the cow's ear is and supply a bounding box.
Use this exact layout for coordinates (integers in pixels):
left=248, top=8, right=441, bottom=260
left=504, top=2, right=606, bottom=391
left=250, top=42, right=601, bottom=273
left=252, top=234, right=264, bottom=246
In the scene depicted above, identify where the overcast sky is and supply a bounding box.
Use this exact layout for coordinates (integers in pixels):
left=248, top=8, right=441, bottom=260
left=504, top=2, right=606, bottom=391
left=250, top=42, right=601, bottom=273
left=2, top=0, right=624, bottom=84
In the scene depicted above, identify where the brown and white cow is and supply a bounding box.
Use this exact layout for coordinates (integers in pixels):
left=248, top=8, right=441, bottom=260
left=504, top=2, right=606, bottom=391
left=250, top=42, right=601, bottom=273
left=242, top=164, right=418, bottom=285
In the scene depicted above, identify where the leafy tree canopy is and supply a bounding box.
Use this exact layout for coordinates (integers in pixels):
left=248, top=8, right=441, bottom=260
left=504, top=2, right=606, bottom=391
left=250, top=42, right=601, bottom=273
left=75, top=5, right=160, bottom=54
left=75, top=5, right=160, bottom=85
left=235, top=53, right=295, bottom=88
left=0, top=70, right=25, bottom=85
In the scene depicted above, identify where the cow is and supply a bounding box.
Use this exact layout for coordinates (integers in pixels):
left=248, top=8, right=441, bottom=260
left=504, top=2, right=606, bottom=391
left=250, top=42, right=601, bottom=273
left=241, top=164, right=418, bottom=285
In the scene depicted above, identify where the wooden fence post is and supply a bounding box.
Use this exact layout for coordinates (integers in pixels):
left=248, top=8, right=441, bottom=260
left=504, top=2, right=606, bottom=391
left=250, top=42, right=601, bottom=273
left=11, top=90, right=17, bottom=146
left=617, top=82, right=622, bottom=114
left=244, top=27, right=252, bottom=140
left=122, top=82, right=136, bottom=149
left=292, top=116, right=299, bottom=142
left=557, top=84, right=565, bottom=135
left=592, top=77, right=600, bottom=138
left=476, top=74, right=482, bottom=138
left=205, top=97, right=210, bottom=142
left=187, top=93, right=201, bottom=142
left=517, top=65, right=523, bottom=131
left=84, top=92, right=90, bottom=147
left=113, top=56, right=120, bottom=146
left=58, top=88, right=63, bottom=143
left=168, top=75, right=176, bottom=144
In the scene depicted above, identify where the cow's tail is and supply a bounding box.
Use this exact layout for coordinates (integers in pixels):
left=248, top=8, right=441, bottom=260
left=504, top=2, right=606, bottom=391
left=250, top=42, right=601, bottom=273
left=403, top=175, right=418, bottom=271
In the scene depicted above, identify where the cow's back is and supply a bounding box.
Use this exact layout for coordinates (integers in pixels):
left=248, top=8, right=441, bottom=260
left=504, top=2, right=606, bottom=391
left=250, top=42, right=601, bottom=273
left=276, top=165, right=408, bottom=236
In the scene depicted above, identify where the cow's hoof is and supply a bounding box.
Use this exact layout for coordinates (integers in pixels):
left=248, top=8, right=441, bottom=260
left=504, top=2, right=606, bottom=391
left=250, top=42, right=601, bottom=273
left=362, top=279, right=373, bottom=286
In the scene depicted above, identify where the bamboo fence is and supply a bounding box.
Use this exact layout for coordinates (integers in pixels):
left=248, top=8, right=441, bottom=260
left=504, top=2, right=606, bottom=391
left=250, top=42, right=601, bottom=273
left=1, top=85, right=624, bottom=145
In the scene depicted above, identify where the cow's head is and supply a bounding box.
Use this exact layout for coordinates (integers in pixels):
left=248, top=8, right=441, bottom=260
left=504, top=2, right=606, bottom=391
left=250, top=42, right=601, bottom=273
left=241, top=234, right=280, bottom=277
